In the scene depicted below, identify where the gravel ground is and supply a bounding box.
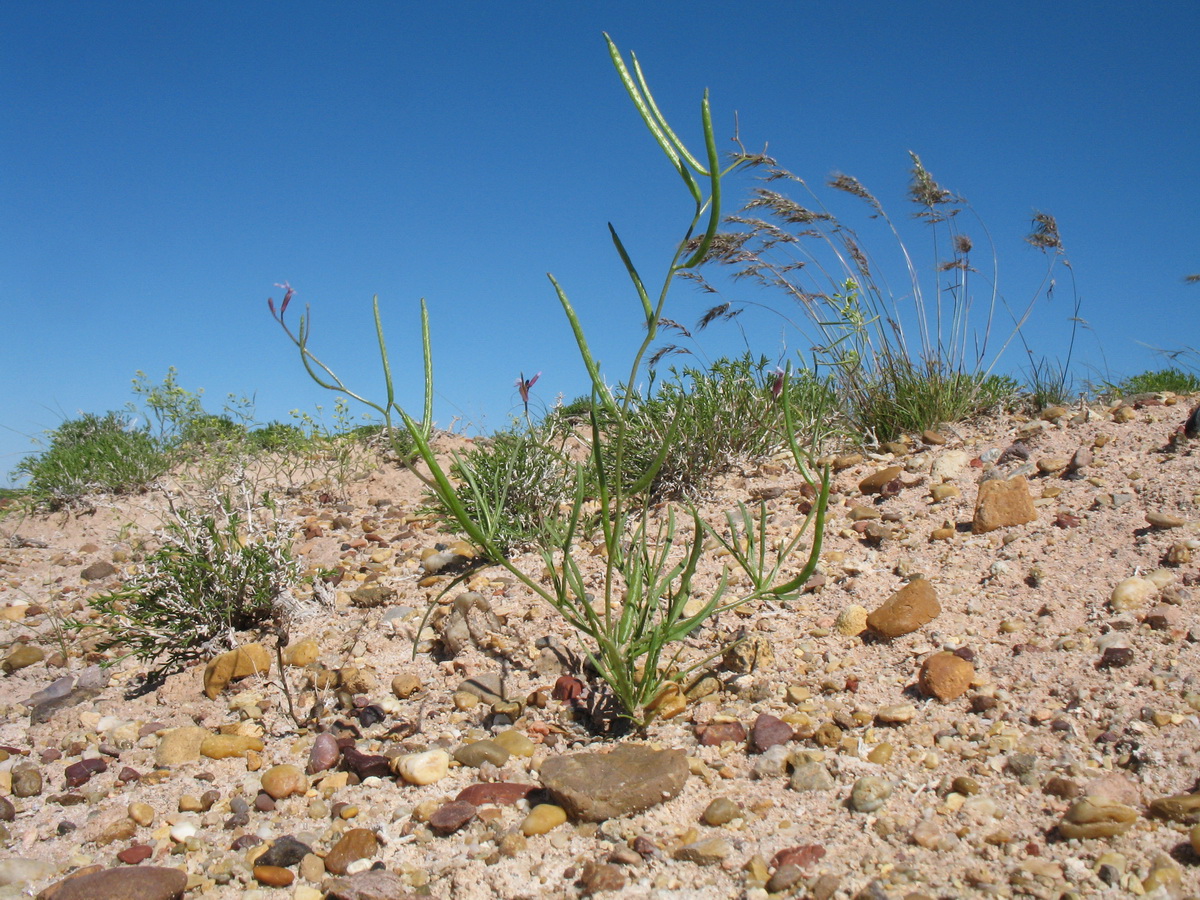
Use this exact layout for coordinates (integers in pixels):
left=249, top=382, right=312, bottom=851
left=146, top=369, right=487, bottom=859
left=1, top=394, right=1199, bottom=900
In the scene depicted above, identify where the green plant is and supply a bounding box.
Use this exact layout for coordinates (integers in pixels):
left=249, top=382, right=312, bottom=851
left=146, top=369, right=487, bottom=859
left=603, top=353, right=836, bottom=500
left=13, top=411, right=170, bottom=509
left=684, top=156, right=1074, bottom=440
left=74, top=494, right=301, bottom=678
left=271, top=34, right=828, bottom=727
left=1109, top=368, right=1200, bottom=397
left=435, top=424, right=576, bottom=555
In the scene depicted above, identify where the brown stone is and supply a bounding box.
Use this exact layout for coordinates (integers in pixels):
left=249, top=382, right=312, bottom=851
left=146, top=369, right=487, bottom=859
left=259, top=764, right=306, bottom=800
left=859, top=466, right=903, bottom=495
left=199, top=734, right=263, bottom=760
left=322, top=870, right=419, bottom=900
left=918, top=652, right=974, bottom=700
left=36, top=866, right=187, bottom=900
left=253, top=865, right=294, bottom=887
left=695, top=721, right=747, bottom=747
left=323, top=827, right=379, bottom=875
left=202, top=644, right=271, bottom=699
left=579, top=860, right=627, bottom=895
left=429, top=800, right=477, bottom=835
left=749, top=714, right=793, bottom=753
left=867, top=579, right=941, bottom=638
left=539, top=744, right=689, bottom=822
left=456, top=782, right=539, bottom=807
left=972, top=476, right=1037, bottom=533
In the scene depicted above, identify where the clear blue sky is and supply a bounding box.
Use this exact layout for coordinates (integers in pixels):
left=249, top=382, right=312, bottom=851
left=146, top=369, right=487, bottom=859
left=4, top=2, right=1197, bottom=484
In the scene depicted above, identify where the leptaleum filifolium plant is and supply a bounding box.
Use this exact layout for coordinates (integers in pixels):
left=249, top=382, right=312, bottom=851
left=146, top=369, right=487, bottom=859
left=270, top=34, right=830, bottom=727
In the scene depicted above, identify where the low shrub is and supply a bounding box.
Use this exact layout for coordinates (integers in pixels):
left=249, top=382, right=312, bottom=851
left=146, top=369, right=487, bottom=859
left=76, top=498, right=301, bottom=678
left=13, top=411, right=169, bottom=509
left=1111, top=368, right=1200, bottom=397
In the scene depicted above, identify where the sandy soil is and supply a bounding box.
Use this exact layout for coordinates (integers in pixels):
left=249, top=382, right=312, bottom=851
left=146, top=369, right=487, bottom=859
left=1, top=395, right=1199, bottom=900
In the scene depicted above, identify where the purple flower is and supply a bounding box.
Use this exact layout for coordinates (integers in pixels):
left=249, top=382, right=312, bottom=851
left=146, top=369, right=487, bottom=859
left=269, top=282, right=294, bottom=318
left=770, top=367, right=785, bottom=400
left=516, top=371, right=541, bottom=413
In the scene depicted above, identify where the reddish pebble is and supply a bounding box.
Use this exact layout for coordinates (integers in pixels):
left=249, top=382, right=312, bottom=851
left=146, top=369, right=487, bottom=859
left=695, top=721, right=747, bottom=747
left=456, top=782, right=538, bottom=807
left=750, top=714, right=793, bottom=753
left=116, top=844, right=153, bottom=864
left=429, top=800, right=477, bottom=835
left=771, top=843, right=826, bottom=870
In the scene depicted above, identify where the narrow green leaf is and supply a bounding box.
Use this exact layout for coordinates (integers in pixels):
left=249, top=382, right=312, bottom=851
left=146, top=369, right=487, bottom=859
left=608, top=224, right=654, bottom=327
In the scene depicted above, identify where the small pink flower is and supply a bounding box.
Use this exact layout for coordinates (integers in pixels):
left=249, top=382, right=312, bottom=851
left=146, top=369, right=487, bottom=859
left=269, top=282, right=294, bottom=318
left=770, top=367, right=785, bottom=400
left=516, top=371, right=541, bottom=412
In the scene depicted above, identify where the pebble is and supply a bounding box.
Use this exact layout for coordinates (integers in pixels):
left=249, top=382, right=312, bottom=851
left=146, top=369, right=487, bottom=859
left=307, top=732, right=341, bottom=773
left=849, top=776, right=892, bottom=812
left=1146, top=511, right=1186, bottom=529
left=253, top=865, right=294, bottom=887
left=675, top=836, right=732, bottom=865
left=521, top=803, right=567, bottom=835
left=454, top=739, right=510, bottom=768
left=701, top=797, right=741, bottom=826
left=260, top=764, right=307, bottom=800
left=116, top=844, right=154, bottom=864
left=972, top=476, right=1037, bottom=533
left=875, top=704, right=916, bottom=724
left=154, top=726, right=210, bottom=767
left=696, top=721, right=746, bottom=746
left=282, top=638, right=320, bottom=666
left=1058, top=796, right=1138, bottom=838
left=539, top=745, right=689, bottom=822
left=391, top=673, right=421, bottom=698
left=790, top=762, right=835, bottom=792
left=750, top=714, right=792, bottom=753
left=834, top=605, right=869, bottom=636
left=1109, top=576, right=1157, bottom=611
left=11, top=764, right=43, bottom=797
left=456, top=782, right=538, bottom=807
left=429, top=800, right=477, bottom=835
left=202, top=643, right=271, bottom=699
left=35, top=866, right=186, bottom=900
left=324, top=827, right=379, bottom=875
left=493, top=729, right=535, bottom=757
left=867, top=578, right=941, bottom=637
left=918, top=652, right=974, bottom=700
left=257, top=835, right=313, bottom=867
left=1147, top=792, right=1200, bottom=823
left=2, top=644, right=44, bottom=673
left=860, top=466, right=902, bottom=494
left=391, top=749, right=450, bottom=785
left=200, top=734, right=263, bottom=759
left=580, top=860, right=627, bottom=895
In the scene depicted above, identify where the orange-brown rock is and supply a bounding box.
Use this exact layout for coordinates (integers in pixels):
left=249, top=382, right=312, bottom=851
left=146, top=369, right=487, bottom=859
left=867, top=579, right=941, bottom=638
left=859, top=466, right=903, bottom=495
left=202, top=643, right=271, bottom=699
left=972, top=476, right=1036, bottom=533
left=918, top=652, right=974, bottom=700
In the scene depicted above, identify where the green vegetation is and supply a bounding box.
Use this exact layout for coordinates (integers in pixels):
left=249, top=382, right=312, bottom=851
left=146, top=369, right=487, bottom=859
left=74, top=496, right=301, bottom=679
left=13, top=411, right=170, bottom=509
left=1109, top=367, right=1200, bottom=397
left=274, top=34, right=829, bottom=726
left=683, top=155, right=1075, bottom=442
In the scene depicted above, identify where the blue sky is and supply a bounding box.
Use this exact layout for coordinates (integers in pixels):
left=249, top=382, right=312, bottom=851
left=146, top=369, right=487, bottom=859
left=3, top=2, right=1197, bottom=484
